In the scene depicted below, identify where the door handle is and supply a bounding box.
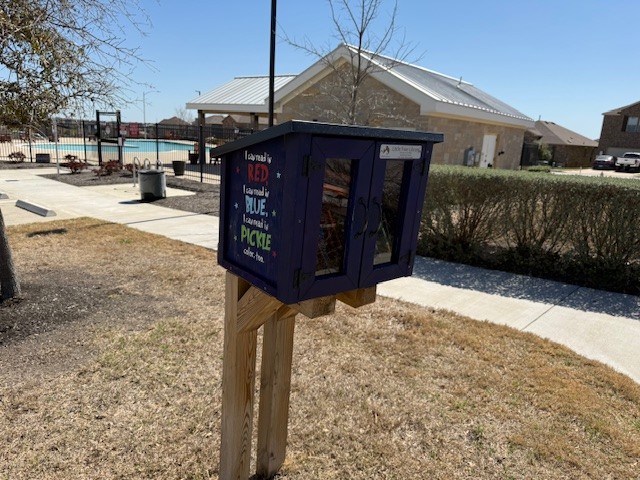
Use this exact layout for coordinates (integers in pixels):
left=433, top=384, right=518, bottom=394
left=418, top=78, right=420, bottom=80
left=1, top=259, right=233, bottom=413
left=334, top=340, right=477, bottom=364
left=369, top=197, right=383, bottom=237
left=354, top=197, right=368, bottom=238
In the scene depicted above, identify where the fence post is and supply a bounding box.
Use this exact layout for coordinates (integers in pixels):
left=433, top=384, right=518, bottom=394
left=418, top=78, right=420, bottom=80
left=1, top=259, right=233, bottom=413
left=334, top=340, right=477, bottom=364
left=27, top=129, right=33, bottom=162
left=155, top=124, right=160, bottom=165
left=82, top=121, right=88, bottom=162
left=199, top=110, right=205, bottom=183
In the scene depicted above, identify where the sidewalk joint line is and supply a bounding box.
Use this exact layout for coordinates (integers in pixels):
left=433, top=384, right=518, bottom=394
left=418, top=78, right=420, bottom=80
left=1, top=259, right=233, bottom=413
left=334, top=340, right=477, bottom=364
left=124, top=212, right=207, bottom=226
left=520, top=285, right=582, bottom=332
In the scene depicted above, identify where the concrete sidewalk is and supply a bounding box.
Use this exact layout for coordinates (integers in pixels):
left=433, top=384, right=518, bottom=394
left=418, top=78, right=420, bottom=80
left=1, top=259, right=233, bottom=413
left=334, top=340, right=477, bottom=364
left=0, top=167, right=217, bottom=250
left=2, top=168, right=640, bottom=384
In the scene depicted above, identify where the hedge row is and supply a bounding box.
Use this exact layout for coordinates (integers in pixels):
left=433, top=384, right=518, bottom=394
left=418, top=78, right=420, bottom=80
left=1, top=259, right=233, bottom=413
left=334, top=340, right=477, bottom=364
left=418, top=166, right=640, bottom=294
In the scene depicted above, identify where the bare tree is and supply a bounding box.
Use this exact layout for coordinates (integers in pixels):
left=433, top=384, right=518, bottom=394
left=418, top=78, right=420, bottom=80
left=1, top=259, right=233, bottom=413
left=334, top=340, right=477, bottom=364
left=284, top=0, right=418, bottom=125
left=0, top=0, right=151, bottom=301
left=0, top=0, right=152, bottom=128
left=175, top=107, right=195, bottom=125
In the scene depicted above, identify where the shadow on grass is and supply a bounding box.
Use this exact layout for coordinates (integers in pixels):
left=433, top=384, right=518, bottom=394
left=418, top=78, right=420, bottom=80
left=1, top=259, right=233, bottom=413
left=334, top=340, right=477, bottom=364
left=26, top=228, right=67, bottom=237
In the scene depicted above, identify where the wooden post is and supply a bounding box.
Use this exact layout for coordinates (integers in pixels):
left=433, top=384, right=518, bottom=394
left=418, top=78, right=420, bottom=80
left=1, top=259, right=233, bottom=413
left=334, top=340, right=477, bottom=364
left=257, top=306, right=296, bottom=478
left=220, top=273, right=258, bottom=480
left=220, top=273, right=349, bottom=479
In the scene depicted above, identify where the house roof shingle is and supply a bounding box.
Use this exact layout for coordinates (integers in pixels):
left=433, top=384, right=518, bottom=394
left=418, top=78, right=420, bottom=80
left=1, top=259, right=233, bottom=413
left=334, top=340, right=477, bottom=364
left=533, top=120, right=597, bottom=147
left=603, top=100, right=640, bottom=115
left=158, top=116, right=190, bottom=125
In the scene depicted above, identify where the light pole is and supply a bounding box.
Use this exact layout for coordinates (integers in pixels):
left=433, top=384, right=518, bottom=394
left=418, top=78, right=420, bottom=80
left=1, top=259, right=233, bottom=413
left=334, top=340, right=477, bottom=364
left=269, top=0, right=277, bottom=127
left=142, top=90, right=159, bottom=126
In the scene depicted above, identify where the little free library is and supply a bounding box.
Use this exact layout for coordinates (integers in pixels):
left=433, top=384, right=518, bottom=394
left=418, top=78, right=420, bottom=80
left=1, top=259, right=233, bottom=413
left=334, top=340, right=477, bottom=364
left=212, top=120, right=443, bottom=479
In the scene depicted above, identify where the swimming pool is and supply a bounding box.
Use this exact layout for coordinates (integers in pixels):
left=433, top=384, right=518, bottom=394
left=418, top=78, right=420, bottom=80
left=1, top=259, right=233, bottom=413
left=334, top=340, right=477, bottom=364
left=26, top=139, right=194, bottom=153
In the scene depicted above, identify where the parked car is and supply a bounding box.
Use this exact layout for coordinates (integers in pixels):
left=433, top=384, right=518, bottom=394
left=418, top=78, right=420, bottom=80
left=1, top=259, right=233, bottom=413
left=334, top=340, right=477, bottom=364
left=593, top=154, right=616, bottom=170
left=615, top=152, right=640, bottom=172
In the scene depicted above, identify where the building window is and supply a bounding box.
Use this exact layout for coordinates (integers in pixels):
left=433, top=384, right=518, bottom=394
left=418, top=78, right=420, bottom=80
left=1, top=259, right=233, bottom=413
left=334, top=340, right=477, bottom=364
left=624, top=116, right=640, bottom=133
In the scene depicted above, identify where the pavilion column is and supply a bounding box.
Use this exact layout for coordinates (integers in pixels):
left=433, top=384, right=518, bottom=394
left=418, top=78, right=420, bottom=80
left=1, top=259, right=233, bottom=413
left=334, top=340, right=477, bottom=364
left=198, top=110, right=205, bottom=181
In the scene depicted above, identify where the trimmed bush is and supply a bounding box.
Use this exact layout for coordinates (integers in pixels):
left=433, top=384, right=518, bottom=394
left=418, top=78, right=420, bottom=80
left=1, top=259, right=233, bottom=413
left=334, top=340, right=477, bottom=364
left=419, top=166, right=640, bottom=294
left=420, top=167, right=508, bottom=262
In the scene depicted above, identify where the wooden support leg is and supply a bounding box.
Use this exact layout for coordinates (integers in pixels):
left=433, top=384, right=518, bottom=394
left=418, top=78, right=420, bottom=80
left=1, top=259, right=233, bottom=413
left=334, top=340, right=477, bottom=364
left=220, top=273, right=258, bottom=480
left=256, top=306, right=296, bottom=478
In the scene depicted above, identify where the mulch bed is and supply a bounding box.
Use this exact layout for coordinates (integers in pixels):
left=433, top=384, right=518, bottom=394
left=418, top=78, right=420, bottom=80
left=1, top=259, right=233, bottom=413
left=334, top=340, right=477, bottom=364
left=41, top=170, right=221, bottom=216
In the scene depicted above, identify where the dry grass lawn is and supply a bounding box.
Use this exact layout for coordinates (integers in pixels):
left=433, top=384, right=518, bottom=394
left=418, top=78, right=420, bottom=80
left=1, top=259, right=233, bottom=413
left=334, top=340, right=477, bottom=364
left=1, top=218, right=639, bottom=479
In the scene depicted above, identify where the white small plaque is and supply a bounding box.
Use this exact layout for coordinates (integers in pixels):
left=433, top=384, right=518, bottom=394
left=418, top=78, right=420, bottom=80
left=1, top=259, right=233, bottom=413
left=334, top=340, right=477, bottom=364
left=380, top=144, right=422, bottom=159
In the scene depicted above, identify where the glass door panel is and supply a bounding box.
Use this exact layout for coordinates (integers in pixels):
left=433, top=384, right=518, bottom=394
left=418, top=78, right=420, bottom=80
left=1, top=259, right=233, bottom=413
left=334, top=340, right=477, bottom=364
left=373, top=160, right=406, bottom=265
left=298, top=137, right=374, bottom=301
left=316, top=158, right=354, bottom=275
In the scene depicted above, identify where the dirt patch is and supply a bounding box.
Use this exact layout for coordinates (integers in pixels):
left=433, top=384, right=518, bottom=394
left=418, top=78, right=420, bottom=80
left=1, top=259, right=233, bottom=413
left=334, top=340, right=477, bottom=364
left=1, top=219, right=639, bottom=479
left=0, top=219, right=199, bottom=383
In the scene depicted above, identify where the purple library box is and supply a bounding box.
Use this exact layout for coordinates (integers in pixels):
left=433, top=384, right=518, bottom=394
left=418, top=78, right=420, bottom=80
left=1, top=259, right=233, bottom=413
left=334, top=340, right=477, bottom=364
left=212, top=120, right=443, bottom=304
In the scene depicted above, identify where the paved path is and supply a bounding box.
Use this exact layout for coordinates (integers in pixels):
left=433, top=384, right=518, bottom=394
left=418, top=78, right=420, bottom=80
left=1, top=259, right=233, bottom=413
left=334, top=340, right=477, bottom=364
left=0, top=168, right=217, bottom=250
left=2, top=168, right=639, bottom=383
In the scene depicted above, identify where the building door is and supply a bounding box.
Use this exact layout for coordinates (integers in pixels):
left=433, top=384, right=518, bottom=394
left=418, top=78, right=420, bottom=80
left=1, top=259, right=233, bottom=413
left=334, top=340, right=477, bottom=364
left=480, top=134, right=497, bottom=168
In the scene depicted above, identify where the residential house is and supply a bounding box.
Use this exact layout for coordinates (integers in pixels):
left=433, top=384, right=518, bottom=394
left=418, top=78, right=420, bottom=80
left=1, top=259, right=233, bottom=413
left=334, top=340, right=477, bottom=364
left=204, top=114, right=226, bottom=126
left=597, top=101, right=640, bottom=156
left=205, top=113, right=271, bottom=131
left=157, top=116, right=193, bottom=140
left=187, top=44, right=534, bottom=169
left=529, top=120, right=597, bottom=167
left=158, top=116, right=190, bottom=126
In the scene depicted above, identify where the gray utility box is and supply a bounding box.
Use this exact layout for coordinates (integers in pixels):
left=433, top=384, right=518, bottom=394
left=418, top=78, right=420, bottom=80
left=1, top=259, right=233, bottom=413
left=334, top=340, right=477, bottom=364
left=138, top=169, right=166, bottom=201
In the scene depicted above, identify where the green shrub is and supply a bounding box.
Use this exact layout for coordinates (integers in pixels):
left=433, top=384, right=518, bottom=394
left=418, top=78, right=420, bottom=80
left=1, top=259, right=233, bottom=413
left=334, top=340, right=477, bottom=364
left=421, top=167, right=508, bottom=252
left=564, top=180, right=640, bottom=268
left=525, top=165, right=551, bottom=173
left=419, top=166, right=640, bottom=294
left=500, top=173, right=573, bottom=256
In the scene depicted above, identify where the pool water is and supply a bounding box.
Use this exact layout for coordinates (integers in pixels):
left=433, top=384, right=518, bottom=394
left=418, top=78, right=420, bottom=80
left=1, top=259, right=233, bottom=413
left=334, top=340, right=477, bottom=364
left=27, top=139, right=194, bottom=153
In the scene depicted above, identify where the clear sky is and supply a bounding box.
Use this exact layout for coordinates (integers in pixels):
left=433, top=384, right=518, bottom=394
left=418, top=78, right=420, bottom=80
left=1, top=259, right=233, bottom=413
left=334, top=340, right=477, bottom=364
left=117, top=0, right=640, bottom=140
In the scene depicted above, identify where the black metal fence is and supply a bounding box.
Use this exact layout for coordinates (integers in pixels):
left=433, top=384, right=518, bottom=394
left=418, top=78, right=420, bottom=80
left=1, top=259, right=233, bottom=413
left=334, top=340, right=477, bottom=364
left=0, top=121, right=252, bottom=184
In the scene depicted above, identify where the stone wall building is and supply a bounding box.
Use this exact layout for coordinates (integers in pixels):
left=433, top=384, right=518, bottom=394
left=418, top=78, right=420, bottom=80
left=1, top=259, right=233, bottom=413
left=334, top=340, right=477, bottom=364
left=187, top=44, right=534, bottom=170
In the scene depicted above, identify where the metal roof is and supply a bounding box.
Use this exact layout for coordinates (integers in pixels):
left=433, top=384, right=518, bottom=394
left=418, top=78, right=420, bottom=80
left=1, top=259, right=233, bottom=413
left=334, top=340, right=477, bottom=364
left=188, top=75, right=296, bottom=109
left=187, top=45, right=532, bottom=126
left=360, top=47, right=531, bottom=121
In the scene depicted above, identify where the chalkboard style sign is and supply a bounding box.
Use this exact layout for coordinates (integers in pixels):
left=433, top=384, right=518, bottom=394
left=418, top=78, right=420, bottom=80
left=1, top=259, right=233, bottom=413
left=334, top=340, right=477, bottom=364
left=212, top=120, right=443, bottom=304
